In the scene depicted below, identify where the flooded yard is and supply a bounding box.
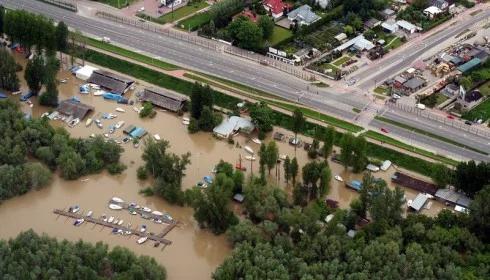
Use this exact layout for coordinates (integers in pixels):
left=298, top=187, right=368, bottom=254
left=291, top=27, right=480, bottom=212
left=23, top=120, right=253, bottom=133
left=0, top=52, right=449, bottom=279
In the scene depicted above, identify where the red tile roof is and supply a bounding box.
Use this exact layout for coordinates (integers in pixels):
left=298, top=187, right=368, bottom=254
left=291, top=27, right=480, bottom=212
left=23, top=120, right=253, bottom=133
left=263, top=0, right=290, bottom=15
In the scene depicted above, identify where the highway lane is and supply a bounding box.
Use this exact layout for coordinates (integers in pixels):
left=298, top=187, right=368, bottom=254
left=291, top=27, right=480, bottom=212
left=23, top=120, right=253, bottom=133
left=3, top=0, right=489, bottom=161
left=369, top=119, right=489, bottom=162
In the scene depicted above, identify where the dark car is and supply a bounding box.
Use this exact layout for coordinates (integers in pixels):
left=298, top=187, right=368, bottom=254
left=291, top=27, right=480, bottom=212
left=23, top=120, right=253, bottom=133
left=20, top=91, right=34, bottom=101
left=464, top=120, right=472, bottom=126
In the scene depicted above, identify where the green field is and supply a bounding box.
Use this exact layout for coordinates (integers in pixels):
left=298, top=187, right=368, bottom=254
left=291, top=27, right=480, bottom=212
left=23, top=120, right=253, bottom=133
left=269, top=26, right=293, bottom=47
left=373, top=86, right=388, bottom=95
left=364, top=130, right=458, bottom=166
left=332, top=56, right=350, bottom=67
left=384, top=37, right=403, bottom=51
left=375, top=116, right=488, bottom=155
left=176, top=11, right=211, bottom=31
left=462, top=98, right=490, bottom=123
left=84, top=37, right=180, bottom=71
left=158, top=2, right=209, bottom=23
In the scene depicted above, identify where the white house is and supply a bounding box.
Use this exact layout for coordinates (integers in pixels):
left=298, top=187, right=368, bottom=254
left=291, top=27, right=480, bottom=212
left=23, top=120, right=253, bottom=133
left=288, top=5, right=321, bottom=26
left=396, top=20, right=420, bottom=34
left=424, top=6, right=443, bottom=19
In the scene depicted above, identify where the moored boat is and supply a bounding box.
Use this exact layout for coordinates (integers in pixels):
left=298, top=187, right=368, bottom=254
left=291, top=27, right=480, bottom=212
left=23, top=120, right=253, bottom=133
left=111, top=197, right=124, bottom=203
left=115, top=121, right=125, bottom=129
left=109, top=204, right=123, bottom=210
left=115, top=107, right=125, bottom=113
left=244, top=146, right=254, bottom=154
left=85, top=118, right=93, bottom=127
left=251, top=138, right=261, bottom=144
left=86, top=211, right=93, bottom=217
left=108, top=216, right=114, bottom=223
left=140, top=225, right=147, bottom=233
left=245, top=155, right=256, bottom=161
left=118, top=220, right=124, bottom=225
left=334, top=175, right=344, bottom=182
left=137, top=236, right=148, bottom=244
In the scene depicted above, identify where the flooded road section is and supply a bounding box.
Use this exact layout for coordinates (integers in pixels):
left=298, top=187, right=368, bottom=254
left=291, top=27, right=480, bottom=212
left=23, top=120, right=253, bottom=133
left=0, top=53, right=448, bottom=279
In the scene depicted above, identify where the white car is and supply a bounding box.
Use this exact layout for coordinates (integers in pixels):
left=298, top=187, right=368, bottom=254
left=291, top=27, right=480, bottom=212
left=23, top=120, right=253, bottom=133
left=416, top=103, right=426, bottom=110
left=102, top=37, right=111, bottom=43
left=138, top=7, right=145, bottom=12
left=392, top=94, right=401, bottom=99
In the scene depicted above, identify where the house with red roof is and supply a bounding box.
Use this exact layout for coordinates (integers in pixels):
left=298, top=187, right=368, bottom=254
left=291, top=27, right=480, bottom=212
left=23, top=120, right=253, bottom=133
left=263, top=0, right=291, bottom=19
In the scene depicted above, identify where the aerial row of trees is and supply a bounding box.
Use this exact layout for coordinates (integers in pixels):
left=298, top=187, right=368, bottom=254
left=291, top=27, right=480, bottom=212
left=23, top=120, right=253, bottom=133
left=0, top=100, right=126, bottom=202
left=0, top=48, right=20, bottom=91
left=188, top=82, right=223, bottom=133
left=0, top=230, right=167, bottom=279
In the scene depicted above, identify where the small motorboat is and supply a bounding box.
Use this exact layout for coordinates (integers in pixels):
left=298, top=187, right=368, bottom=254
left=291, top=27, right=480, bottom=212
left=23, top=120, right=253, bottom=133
left=90, top=134, right=95, bottom=138
left=73, top=219, right=84, bottom=226
left=102, top=214, right=107, bottom=222
left=69, top=205, right=80, bottom=213
left=244, top=146, right=254, bottom=154
left=86, top=211, right=93, bottom=217
left=118, top=220, right=124, bottom=226
left=140, top=225, right=147, bottom=233
left=111, top=197, right=124, bottom=203
left=152, top=210, right=164, bottom=217
left=89, top=84, right=101, bottom=90
left=80, top=178, right=89, bottom=182
left=60, top=78, right=68, bottom=84
left=142, top=207, right=152, bottom=213
left=109, top=128, right=115, bottom=134
left=182, top=117, right=190, bottom=122
left=154, top=242, right=160, bottom=248
left=154, top=219, right=163, bottom=224
left=164, top=213, right=173, bottom=221
left=112, top=228, right=118, bottom=234
left=203, top=176, right=213, bottom=184
left=41, top=112, right=50, bottom=118
left=129, top=210, right=138, bottom=215
left=113, top=218, right=119, bottom=225
left=103, top=133, right=109, bottom=138
left=115, top=107, right=125, bottom=113
left=109, top=204, right=123, bottom=210
left=251, top=138, right=261, bottom=144
left=137, top=236, right=148, bottom=244
left=245, top=155, right=256, bottom=161
left=133, top=107, right=141, bottom=113
left=196, top=181, right=207, bottom=189
left=182, top=120, right=190, bottom=125
left=68, top=118, right=80, bottom=128
left=153, top=134, right=161, bottom=140
left=115, top=121, right=125, bottom=129
left=108, top=216, right=114, bottom=223
left=334, top=175, right=344, bottom=182
left=133, top=142, right=140, bottom=148
left=279, top=154, right=288, bottom=160
left=85, top=118, right=93, bottom=127
left=93, top=90, right=105, bottom=96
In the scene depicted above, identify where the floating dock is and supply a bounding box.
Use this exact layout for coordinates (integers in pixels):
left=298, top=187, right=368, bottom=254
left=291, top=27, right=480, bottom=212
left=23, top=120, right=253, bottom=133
left=53, top=209, right=177, bottom=246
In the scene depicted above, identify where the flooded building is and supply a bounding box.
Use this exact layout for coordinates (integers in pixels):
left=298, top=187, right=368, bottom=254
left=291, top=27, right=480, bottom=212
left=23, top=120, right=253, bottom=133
left=409, top=193, right=428, bottom=212
left=391, top=172, right=438, bottom=195
left=213, top=116, right=255, bottom=138
left=87, top=70, right=135, bottom=95
left=57, top=99, right=94, bottom=120
left=139, top=88, right=188, bottom=112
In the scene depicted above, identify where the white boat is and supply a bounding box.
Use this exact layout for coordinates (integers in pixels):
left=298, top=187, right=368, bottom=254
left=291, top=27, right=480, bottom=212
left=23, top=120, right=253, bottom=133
left=151, top=210, right=164, bottom=217
left=93, top=90, right=104, bottom=96
left=74, top=218, right=84, bottom=226
left=137, top=236, right=148, bottom=244
left=244, top=146, right=254, bottom=154
left=334, top=175, right=344, bottom=182
left=41, top=112, right=49, bottom=118
left=80, top=178, right=89, bottom=182
left=133, top=107, right=141, bottom=113
left=86, top=211, right=93, bottom=217
left=68, top=118, right=80, bottom=128
left=89, top=84, right=101, bottom=90
left=182, top=120, right=190, bottom=125
left=245, top=155, right=256, bottom=161
left=111, top=197, right=124, bottom=203
left=115, top=121, right=125, bottom=129
left=142, top=207, right=152, bottom=213
left=279, top=154, right=288, bottom=160
left=140, top=225, right=147, bottom=233
left=108, top=216, right=114, bottom=223
left=153, top=134, right=161, bottom=140
left=115, top=107, right=125, bottom=113
left=109, top=204, right=123, bottom=210
left=70, top=206, right=80, bottom=213
left=90, top=134, right=95, bottom=138
left=182, top=117, right=190, bottom=122
left=113, top=218, right=119, bottom=225
left=85, top=118, right=93, bottom=127
left=118, top=220, right=124, bottom=225
left=103, top=133, right=109, bottom=138
left=251, top=138, right=261, bottom=144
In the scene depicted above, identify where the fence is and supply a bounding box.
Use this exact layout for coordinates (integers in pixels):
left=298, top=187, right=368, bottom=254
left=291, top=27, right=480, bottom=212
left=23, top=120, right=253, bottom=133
left=96, top=11, right=221, bottom=51
left=388, top=102, right=490, bottom=138
left=96, top=11, right=315, bottom=81
left=37, top=0, right=77, bottom=11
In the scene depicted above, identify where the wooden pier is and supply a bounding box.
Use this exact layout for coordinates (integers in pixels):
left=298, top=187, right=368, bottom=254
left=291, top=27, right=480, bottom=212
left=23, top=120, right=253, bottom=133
left=53, top=209, right=175, bottom=246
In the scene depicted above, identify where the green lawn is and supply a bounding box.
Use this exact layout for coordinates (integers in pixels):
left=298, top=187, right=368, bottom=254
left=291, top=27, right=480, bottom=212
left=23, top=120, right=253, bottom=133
left=478, top=81, right=490, bottom=96
left=384, top=37, right=403, bottom=51
left=375, top=116, right=488, bottom=155
left=84, top=37, right=180, bottom=71
left=176, top=11, right=211, bottom=31
left=364, top=130, right=458, bottom=166
left=269, top=26, right=293, bottom=47
left=158, top=2, right=209, bottom=23
left=374, top=86, right=388, bottom=95
left=97, top=0, right=136, bottom=8
left=462, top=98, right=490, bottom=123
left=332, top=56, right=350, bottom=67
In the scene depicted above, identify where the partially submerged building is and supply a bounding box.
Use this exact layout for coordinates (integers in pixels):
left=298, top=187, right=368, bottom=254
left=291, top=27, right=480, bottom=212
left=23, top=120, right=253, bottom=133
left=408, top=193, right=428, bottom=212
left=57, top=99, right=94, bottom=120
left=213, top=116, right=255, bottom=138
left=139, top=88, right=188, bottom=112
left=434, top=188, right=472, bottom=208
left=391, top=172, right=438, bottom=195
left=87, top=70, right=135, bottom=95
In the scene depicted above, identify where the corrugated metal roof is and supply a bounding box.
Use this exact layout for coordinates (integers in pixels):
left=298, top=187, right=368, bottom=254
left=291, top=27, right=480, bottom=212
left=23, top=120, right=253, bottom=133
left=457, top=58, right=481, bottom=73
left=410, top=193, right=428, bottom=212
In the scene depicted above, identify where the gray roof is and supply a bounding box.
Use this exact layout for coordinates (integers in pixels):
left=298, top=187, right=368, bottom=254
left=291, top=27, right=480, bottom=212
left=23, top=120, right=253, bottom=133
left=57, top=99, right=94, bottom=120
left=334, top=35, right=375, bottom=52
left=233, top=193, right=244, bottom=203
left=409, top=193, right=428, bottom=212
left=382, top=8, right=395, bottom=16
left=213, top=116, right=255, bottom=137
left=87, top=70, right=134, bottom=95
left=435, top=188, right=472, bottom=208
left=404, top=77, right=425, bottom=89
left=140, top=88, right=188, bottom=112
left=288, top=5, right=321, bottom=25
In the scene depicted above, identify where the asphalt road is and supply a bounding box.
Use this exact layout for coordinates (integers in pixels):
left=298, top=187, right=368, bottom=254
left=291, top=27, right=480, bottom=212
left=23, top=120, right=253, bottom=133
left=3, top=0, right=489, bottom=161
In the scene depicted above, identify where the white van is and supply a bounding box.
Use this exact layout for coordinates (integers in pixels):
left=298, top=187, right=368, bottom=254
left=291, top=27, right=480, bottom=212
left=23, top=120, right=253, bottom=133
left=416, top=103, right=426, bottom=110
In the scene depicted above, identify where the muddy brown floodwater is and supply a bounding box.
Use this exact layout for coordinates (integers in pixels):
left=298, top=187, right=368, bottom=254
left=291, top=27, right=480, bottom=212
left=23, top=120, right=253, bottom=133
left=0, top=53, right=450, bottom=279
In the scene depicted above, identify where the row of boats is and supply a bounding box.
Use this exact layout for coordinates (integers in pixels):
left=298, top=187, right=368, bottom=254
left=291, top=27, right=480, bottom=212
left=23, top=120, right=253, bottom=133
left=109, top=197, right=174, bottom=224
left=68, top=205, right=154, bottom=245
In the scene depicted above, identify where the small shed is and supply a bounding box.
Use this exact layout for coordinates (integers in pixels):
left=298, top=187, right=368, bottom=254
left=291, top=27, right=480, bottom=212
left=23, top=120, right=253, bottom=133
left=334, top=33, right=347, bottom=42
left=380, top=160, right=392, bottom=171
left=129, top=127, right=147, bottom=139
left=140, top=88, right=188, bottom=112
left=409, top=193, right=428, bottom=212
left=457, top=58, right=481, bottom=73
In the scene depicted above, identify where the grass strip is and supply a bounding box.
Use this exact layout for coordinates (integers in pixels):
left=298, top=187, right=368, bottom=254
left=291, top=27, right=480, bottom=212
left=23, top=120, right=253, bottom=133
left=84, top=37, right=180, bottom=71
left=363, top=130, right=458, bottom=166
left=375, top=116, right=488, bottom=155
left=76, top=47, right=454, bottom=176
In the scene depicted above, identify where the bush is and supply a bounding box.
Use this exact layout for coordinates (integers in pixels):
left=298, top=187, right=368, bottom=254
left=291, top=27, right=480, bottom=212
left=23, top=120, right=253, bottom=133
left=139, top=186, right=154, bottom=196
left=137, top=166, right=148, bottom=180
left=106, top=162, right=127, bottom=175
left=139, top=102, right=154, bottom=118
left=188, top=118, right=200, bottom=133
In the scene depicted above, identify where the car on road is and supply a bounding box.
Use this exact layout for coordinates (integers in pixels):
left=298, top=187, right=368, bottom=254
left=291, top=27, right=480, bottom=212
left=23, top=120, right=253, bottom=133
left=102, top=37, right=111, bottom=43
left=416, top=103, right=426, bottom=110
left=392, top=94, right=401, bottom=99
left=380, top=128, right=389, bottom=133
left=464, top=120, right=472, bottom=126
left=447, top=115, right=454, bottom=119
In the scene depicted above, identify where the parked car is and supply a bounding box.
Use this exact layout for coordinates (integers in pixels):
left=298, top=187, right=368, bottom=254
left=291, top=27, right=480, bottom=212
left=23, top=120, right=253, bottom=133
left=447, top=115, right=454, bottom=119
left=464, top=120, right=472, bottom=126
left=416, top=103, right=426, bottom=110
left=380, top=127, right=389, bottom=133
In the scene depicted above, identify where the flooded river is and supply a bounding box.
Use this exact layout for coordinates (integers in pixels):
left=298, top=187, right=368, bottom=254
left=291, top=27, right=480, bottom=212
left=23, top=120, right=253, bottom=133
left=0, top=53, right=448, bottom=279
